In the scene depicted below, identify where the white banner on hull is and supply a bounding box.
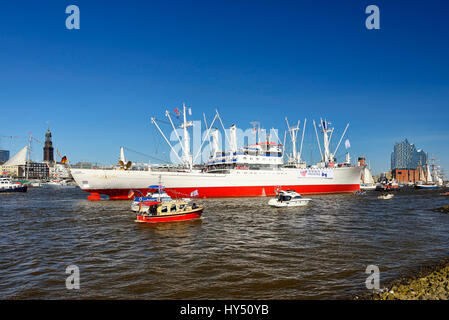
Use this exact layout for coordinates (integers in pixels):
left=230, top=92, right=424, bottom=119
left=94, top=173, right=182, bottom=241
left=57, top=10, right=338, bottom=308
left=298, top=168, right=334, bottom=179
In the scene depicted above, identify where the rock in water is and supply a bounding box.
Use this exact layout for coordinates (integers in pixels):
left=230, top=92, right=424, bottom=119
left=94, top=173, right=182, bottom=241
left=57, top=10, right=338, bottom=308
left=432, top=205, right=449, bottom=214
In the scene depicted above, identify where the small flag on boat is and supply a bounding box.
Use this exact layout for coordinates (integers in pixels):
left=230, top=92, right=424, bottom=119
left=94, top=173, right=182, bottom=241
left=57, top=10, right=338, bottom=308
left=61, top=156, right=68, bottom=164
left=345, top=139, right=351, bottom=149
left=188, top=108, right=192, bottom=116
left=127, top=190, right=135, bottom=198
left=190, top=190, right=199, bottom=197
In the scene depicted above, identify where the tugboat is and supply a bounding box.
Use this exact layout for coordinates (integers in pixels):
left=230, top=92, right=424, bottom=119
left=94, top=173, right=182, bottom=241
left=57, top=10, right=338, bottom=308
left=135, top=200, right=204, bottom=223
left=268, top=189, right=312, bottom=207
left=0, top=177, right=28, bottom=193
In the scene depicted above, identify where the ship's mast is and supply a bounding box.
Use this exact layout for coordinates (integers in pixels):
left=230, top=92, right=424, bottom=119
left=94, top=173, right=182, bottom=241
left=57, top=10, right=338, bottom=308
left=26, top=134, right=32, bottom=180
left=426, top=153, right=433, bottom=183
left=285, top=118, right=302, bottom=166
left=313, top=118, right=349, bottom=165
left=151, top=103, right=194, bottom=170
left=320, top=118, right=333, bottom=163
left=180, top=103, right=193, bottom=169
left=316, top=118, right=333, bottom=163
left=299, top=118, right=307, bottom=164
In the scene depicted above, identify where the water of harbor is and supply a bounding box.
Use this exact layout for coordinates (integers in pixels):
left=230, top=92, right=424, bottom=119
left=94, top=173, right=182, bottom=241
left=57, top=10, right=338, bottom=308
left=0, top=187, right=448, bottom=299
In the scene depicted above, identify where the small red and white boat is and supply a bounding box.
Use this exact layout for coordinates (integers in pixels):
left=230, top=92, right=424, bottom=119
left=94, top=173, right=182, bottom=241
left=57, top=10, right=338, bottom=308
left=135, top=200, right=203, bottom=223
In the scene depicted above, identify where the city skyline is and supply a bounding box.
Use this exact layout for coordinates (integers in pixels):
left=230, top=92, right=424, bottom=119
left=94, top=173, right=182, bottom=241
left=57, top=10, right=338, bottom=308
left=1, top=1, right=448, bottom=175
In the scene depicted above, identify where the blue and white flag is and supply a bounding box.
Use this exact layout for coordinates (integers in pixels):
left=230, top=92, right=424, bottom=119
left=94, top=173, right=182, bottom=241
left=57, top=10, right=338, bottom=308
left=345, top=139, right=351, bottom=149
left=190, top=190, right=199, bottom=197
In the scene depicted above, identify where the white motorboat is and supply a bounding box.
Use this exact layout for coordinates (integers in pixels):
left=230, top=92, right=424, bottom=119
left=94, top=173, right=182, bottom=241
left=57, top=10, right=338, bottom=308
left=378, top=193, right=394, bottom=200
left=268, top=190, right=311, bottom=207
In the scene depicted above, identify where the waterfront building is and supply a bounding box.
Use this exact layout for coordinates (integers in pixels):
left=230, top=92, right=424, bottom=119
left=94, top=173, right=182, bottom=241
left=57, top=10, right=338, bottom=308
left=391, top=139, right=426, bottom=170
left=0, top=150, right=9, bottom=164
left=49, top=163, right=71, bottom=179
left=0, top=145, right=49, bottom=179
left=377, top=171, right=392, bottom=183
left=391, top=139, right=427, bottom=183
left=0, top=146, right=29, bottom=177
left=18, top=162, right=49, bottom=179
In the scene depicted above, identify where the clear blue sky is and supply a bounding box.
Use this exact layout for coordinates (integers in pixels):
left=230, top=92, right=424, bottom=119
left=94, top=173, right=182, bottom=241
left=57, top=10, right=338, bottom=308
left=0, top=0, right=448, bottom=175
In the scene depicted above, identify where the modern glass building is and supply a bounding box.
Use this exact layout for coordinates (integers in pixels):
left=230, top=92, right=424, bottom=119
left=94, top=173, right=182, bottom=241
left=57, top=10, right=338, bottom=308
left=391, top=139, right=427, bottom=170
left=0, top=150, right=10, bottom=163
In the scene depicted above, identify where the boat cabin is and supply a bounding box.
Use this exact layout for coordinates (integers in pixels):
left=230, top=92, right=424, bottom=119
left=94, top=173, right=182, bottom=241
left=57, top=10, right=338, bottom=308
left=142, top=201, right=195, bottom=216
left=275, top=190, right=303, bottom=202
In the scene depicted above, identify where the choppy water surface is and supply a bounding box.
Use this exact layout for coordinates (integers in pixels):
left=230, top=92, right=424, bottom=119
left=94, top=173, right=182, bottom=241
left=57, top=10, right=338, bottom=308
left=0, top=187, right=448, bottom=299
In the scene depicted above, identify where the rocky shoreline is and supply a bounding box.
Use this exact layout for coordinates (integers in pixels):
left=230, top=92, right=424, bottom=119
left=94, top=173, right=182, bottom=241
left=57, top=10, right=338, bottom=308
left=354, top=203, right=449, bottom=300
left=356, top=258, right=449, bottom=300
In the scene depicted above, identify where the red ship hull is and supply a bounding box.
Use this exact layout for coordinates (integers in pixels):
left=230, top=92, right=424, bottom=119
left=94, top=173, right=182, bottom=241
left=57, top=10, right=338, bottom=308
left=87, top=183, right=360, bottom=200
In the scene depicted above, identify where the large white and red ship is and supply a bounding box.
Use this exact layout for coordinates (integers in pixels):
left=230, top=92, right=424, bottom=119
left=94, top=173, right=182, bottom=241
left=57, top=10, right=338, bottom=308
left=70, top=105, right=362, bottom=200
